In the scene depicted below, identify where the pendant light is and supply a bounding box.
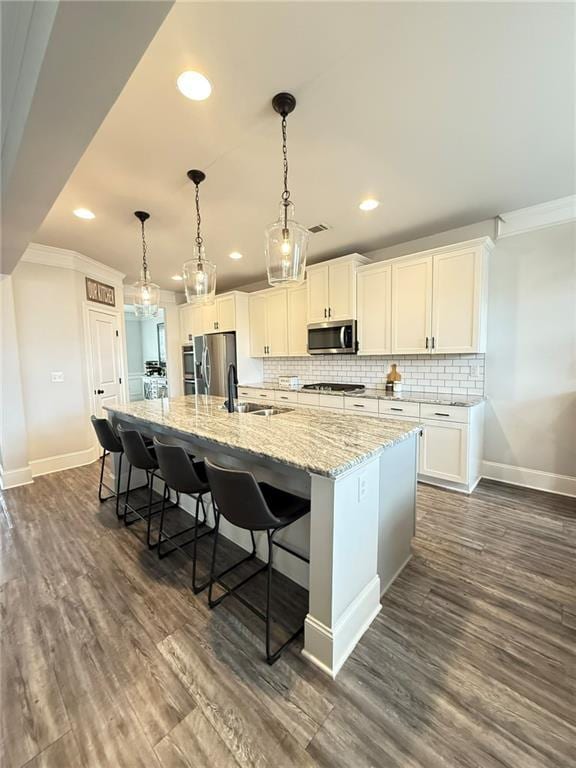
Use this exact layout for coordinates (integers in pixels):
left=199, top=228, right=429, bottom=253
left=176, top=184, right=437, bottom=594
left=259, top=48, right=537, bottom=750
left=265, top=92, right=309, bottom=286
left=183, top=169, right=216, bottom=305
left=133, top=211, right=160, bottom=318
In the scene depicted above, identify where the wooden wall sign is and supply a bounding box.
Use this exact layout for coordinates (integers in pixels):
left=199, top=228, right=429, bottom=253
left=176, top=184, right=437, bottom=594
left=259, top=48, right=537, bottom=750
left=85, top=277, right=115, bottom=307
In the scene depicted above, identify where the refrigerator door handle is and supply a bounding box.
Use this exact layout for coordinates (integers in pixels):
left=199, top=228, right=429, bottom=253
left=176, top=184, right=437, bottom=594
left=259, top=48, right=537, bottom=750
left=205, top=342, right=212, bottom=392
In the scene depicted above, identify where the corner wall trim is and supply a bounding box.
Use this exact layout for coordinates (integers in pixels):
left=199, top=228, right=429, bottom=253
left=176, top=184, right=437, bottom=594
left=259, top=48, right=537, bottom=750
left=482, top=460, right=576, bottom=499
left=0, top=464, right=34, bottom=489
left=29, top=445, right=100, bottom=478
left=497, top=195, right=576, bottom=238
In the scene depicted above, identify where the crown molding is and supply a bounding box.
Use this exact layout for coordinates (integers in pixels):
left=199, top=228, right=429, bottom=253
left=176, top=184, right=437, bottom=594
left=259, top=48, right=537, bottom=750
left=497, top=195, right=576, bottom=239
left=21, top=243, right=126, bottom=284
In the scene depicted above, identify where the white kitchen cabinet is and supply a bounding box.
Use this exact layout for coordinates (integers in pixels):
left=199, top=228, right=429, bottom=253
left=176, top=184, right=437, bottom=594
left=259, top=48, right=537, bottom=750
left=180, top=304, right=203, bottom=343
left=202, top=293, right=237, bottom=334
left=357, top=263, right=392, bottom=355
left=431, top=246, right=485, bottom=353
left=248, top=289, right=288, bottom=357
left=419, top=420, right=468, bottom=484
left=389, top=238, right=491, bottom=355
left=287, top=284, right=308, bottom=356
left=307, top=254, right=369, bottom=323
left=391, top=255, right=433, bottom=354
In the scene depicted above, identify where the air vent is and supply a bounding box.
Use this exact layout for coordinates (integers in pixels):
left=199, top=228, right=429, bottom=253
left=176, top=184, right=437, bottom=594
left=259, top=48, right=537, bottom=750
left=308, top=223, right=330, bottom=234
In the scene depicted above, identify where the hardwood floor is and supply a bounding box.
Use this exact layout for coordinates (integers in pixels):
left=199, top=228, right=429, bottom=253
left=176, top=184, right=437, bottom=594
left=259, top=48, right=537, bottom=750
left=1, top=464, right=575, bottom=768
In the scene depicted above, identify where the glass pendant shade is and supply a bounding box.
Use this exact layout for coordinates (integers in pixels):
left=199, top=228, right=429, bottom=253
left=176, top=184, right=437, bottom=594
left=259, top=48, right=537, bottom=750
left=133, top=268, right=160, bottom=318
left=183, top=245, right=216, bottom=305
left=265, top=201, right=309, bottom=285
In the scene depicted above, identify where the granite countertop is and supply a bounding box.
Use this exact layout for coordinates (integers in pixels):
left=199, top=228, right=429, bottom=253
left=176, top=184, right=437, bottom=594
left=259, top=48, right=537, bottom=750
left=239, top=383, right=484, bottom=408
left=105, top=395, right=420, bottom=479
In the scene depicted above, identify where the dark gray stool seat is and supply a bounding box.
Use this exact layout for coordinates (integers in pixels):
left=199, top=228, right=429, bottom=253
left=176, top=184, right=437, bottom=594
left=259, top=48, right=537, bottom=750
left=91, top=416, right=124, bottom=518
left=153, top=438, right=214, bottom=593
left=117, top=425, right=178, bottom=549
left=204, top=459, right=310, bottom=665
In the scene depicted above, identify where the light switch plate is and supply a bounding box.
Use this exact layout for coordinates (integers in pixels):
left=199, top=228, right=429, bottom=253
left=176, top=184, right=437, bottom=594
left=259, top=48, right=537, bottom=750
left=358, top=473, right=368, bottom=502
left=51, top=371, right=64, bottom=383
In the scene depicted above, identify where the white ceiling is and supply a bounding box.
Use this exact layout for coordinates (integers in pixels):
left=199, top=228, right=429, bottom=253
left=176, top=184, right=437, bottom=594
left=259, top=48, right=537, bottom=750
left=35, top=2, right=575, bottom=292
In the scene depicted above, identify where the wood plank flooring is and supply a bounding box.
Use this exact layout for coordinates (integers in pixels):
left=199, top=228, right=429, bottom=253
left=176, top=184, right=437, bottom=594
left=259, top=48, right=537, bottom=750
left=1, top=464, right=575, bottom=768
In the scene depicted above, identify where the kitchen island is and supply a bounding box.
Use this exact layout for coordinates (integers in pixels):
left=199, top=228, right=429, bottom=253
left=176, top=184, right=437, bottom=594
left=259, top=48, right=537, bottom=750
left=105, top=394, right=420, bottom=677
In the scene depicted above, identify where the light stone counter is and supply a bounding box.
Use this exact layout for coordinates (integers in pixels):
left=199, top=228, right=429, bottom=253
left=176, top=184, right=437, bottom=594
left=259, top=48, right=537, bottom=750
left=105, top=394, right=419, bottom=479
left=105, top=393, right=419, bottom=678
left=240, top=382, right=484, bottom=407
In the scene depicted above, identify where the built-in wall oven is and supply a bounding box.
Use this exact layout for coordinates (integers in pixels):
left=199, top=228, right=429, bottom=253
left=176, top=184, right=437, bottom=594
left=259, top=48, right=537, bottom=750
left=307, top=320, right=357, bottom=354
left=182, top=345, right=196, bottom=395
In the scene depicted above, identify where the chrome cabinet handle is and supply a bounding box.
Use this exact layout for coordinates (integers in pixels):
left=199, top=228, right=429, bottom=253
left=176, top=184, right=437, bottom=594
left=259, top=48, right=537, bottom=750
left=425, top=336, right=429, bottom=349
left=328, top=307, right=332, bottom=317
left=431, top=336, right=435, bottom=349
left=324, top=308, right=327, bottom=318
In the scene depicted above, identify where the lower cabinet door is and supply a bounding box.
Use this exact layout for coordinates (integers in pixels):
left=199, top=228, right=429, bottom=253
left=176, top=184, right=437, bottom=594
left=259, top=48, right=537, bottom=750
left=420, top=419, right=468, bottom=484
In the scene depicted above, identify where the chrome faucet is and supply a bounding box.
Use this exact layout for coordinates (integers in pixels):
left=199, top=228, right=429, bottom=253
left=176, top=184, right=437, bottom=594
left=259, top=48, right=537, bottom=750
left=227, top=363, right=238, bottom=413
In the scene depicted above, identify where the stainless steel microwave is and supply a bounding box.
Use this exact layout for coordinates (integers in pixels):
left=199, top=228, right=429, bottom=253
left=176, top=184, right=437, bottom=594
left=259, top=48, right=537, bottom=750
left=307, top=320, right=357, bottom=355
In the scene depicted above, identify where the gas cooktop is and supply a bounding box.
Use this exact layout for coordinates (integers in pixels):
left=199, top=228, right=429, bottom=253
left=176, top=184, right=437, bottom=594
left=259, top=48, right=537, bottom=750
left=301, top=382, right=365, bottom=394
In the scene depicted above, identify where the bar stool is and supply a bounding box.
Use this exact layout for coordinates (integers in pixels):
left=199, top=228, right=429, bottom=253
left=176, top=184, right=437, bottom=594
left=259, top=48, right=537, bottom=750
left=153, top=439, right=216, bottom=593
left=90, top=415, right=124, bottom=518
left=117, top=425, right=177, bottom=549
left=204, top=459, right=310, bottom=665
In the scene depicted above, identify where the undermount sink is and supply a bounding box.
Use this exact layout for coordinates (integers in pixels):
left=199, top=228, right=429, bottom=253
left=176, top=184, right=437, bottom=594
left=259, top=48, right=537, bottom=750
left=251, top=406, right=293, bottom=417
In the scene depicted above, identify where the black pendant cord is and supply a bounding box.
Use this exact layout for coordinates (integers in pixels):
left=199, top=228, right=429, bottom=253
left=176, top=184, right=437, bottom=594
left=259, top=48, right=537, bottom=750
left=194, top=183, right=203, bottom=251
left=140, top=220, right=149, bottom=278
left=281, top=115, right=291, bottom=231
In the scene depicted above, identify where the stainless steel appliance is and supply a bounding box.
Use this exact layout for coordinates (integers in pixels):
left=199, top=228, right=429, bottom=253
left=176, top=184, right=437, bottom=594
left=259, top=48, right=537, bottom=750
left=301, top=382, right=365, bottom=394
left=194, top=332, right=237, bottom=396
left=307, top=320, right=357, bottom=355
left=182, top=344, right=196, bottom=395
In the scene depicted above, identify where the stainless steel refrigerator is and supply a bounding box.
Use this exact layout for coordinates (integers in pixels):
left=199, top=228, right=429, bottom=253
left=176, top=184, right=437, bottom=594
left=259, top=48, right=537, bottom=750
left=193, top=332, right=237, bottom=396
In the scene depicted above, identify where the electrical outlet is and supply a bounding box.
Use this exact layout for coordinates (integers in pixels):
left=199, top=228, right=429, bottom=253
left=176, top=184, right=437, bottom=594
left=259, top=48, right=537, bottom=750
left=51, top=371, right=64, bottom=383
left=358, top=473, right=368, bottom=502
left=470, top=365, right=481, bottom=378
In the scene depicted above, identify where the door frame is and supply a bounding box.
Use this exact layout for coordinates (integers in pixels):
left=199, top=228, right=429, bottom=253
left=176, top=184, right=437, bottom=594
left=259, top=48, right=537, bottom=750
left=82, top=301, right=127, bottom=418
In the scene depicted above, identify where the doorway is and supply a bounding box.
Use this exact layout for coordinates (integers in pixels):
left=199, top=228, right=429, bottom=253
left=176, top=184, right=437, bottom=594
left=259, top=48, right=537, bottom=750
left=124, top=306, right=167, bottom=401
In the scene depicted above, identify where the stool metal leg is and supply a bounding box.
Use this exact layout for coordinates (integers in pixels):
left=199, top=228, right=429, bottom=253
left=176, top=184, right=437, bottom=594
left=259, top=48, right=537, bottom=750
left=123, top=463, right=133, bottom=522
left=208, top=517, right=262, bottom=609
left=98, top=449, right=108, bottom=502
left=115, top=453, right=123, bottom=518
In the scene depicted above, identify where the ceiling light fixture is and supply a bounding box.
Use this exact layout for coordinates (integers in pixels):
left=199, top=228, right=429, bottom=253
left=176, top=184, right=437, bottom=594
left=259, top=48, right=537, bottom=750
left=73, top=208, right=95, bottom=219
left=177, top=71, right=212, bottom=101
left=229, top=251, right=243, bottom=260
left=183, top=170, right=216, bottom=305
left=133, top=211, right=160, bottom=318
left=171, top=274, right=183, bottom=281
left=359, top=198, right=379, bottom=211
left=264, top=92, right=309, bottom=286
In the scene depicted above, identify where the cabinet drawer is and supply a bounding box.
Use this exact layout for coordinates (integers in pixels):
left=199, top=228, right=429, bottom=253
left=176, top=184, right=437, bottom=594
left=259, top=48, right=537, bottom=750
left=344, top=397, right=379, bottom=414
left=318, top=394, right=344, bottom=409
left=239, top=388, right=274, bottom=401
left=379, top=401, right=420, bottom=418
left=297, top=392, right=320, bottom=407
left=274, top=390, right=299, bottom=404
left=419, top=404, right=469, bottom=423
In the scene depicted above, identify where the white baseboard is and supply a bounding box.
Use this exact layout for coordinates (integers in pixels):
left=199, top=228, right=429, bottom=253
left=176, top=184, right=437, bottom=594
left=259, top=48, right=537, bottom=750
left=482, top=460, right=576, bottom=499
left=0, top=464, right=34, bottom=489
left=29, top=445, right=100, bottom=478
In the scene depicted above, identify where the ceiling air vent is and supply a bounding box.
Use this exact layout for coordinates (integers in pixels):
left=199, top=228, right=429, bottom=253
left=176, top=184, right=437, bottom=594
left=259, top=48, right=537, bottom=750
left=308, top=223, right=330, bottom=234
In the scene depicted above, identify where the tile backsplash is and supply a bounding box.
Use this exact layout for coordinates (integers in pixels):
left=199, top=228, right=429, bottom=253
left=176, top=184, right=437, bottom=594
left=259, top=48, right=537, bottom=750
left=262, top=354, right=485, bottom=396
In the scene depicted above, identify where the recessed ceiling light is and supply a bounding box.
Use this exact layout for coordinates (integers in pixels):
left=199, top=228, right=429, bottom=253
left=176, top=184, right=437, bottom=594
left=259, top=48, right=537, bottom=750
left=359, top=199, right=379, bottom=211
left=177, top=71, right=212, bottom=101
left=171, top=274, right=183, bottom=281
left=229, top=251, right=243, bottom=260
left=73, top=208, right=95, bottom=219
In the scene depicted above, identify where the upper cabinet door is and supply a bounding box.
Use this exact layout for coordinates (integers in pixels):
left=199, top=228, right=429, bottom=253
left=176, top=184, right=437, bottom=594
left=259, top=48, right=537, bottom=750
left=202, top=302, right=218, bottom=333
left=287, top=285, right=308, bottom=356
left=266, top=290, right=288, bottom=357
left=216, top=294, right=236, bottom=332
left=307, top=266, right=330, bottom=323
left=391, top=256, right=433, bottom=354
left=431, top=248, right=483, bottom=353
left=357, top=264, right=392, bottom=355
left=328, top=261, right=355, bottom=320
left=248, top=293, right=267, bottom=356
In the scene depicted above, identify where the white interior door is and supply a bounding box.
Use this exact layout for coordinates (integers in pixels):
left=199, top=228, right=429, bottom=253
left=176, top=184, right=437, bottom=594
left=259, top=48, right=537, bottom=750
left=431, top=248, right=482, bottom=353
left=89, top=309, right=123, bottom=416
left=391, top=256, right=433, bottom=354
